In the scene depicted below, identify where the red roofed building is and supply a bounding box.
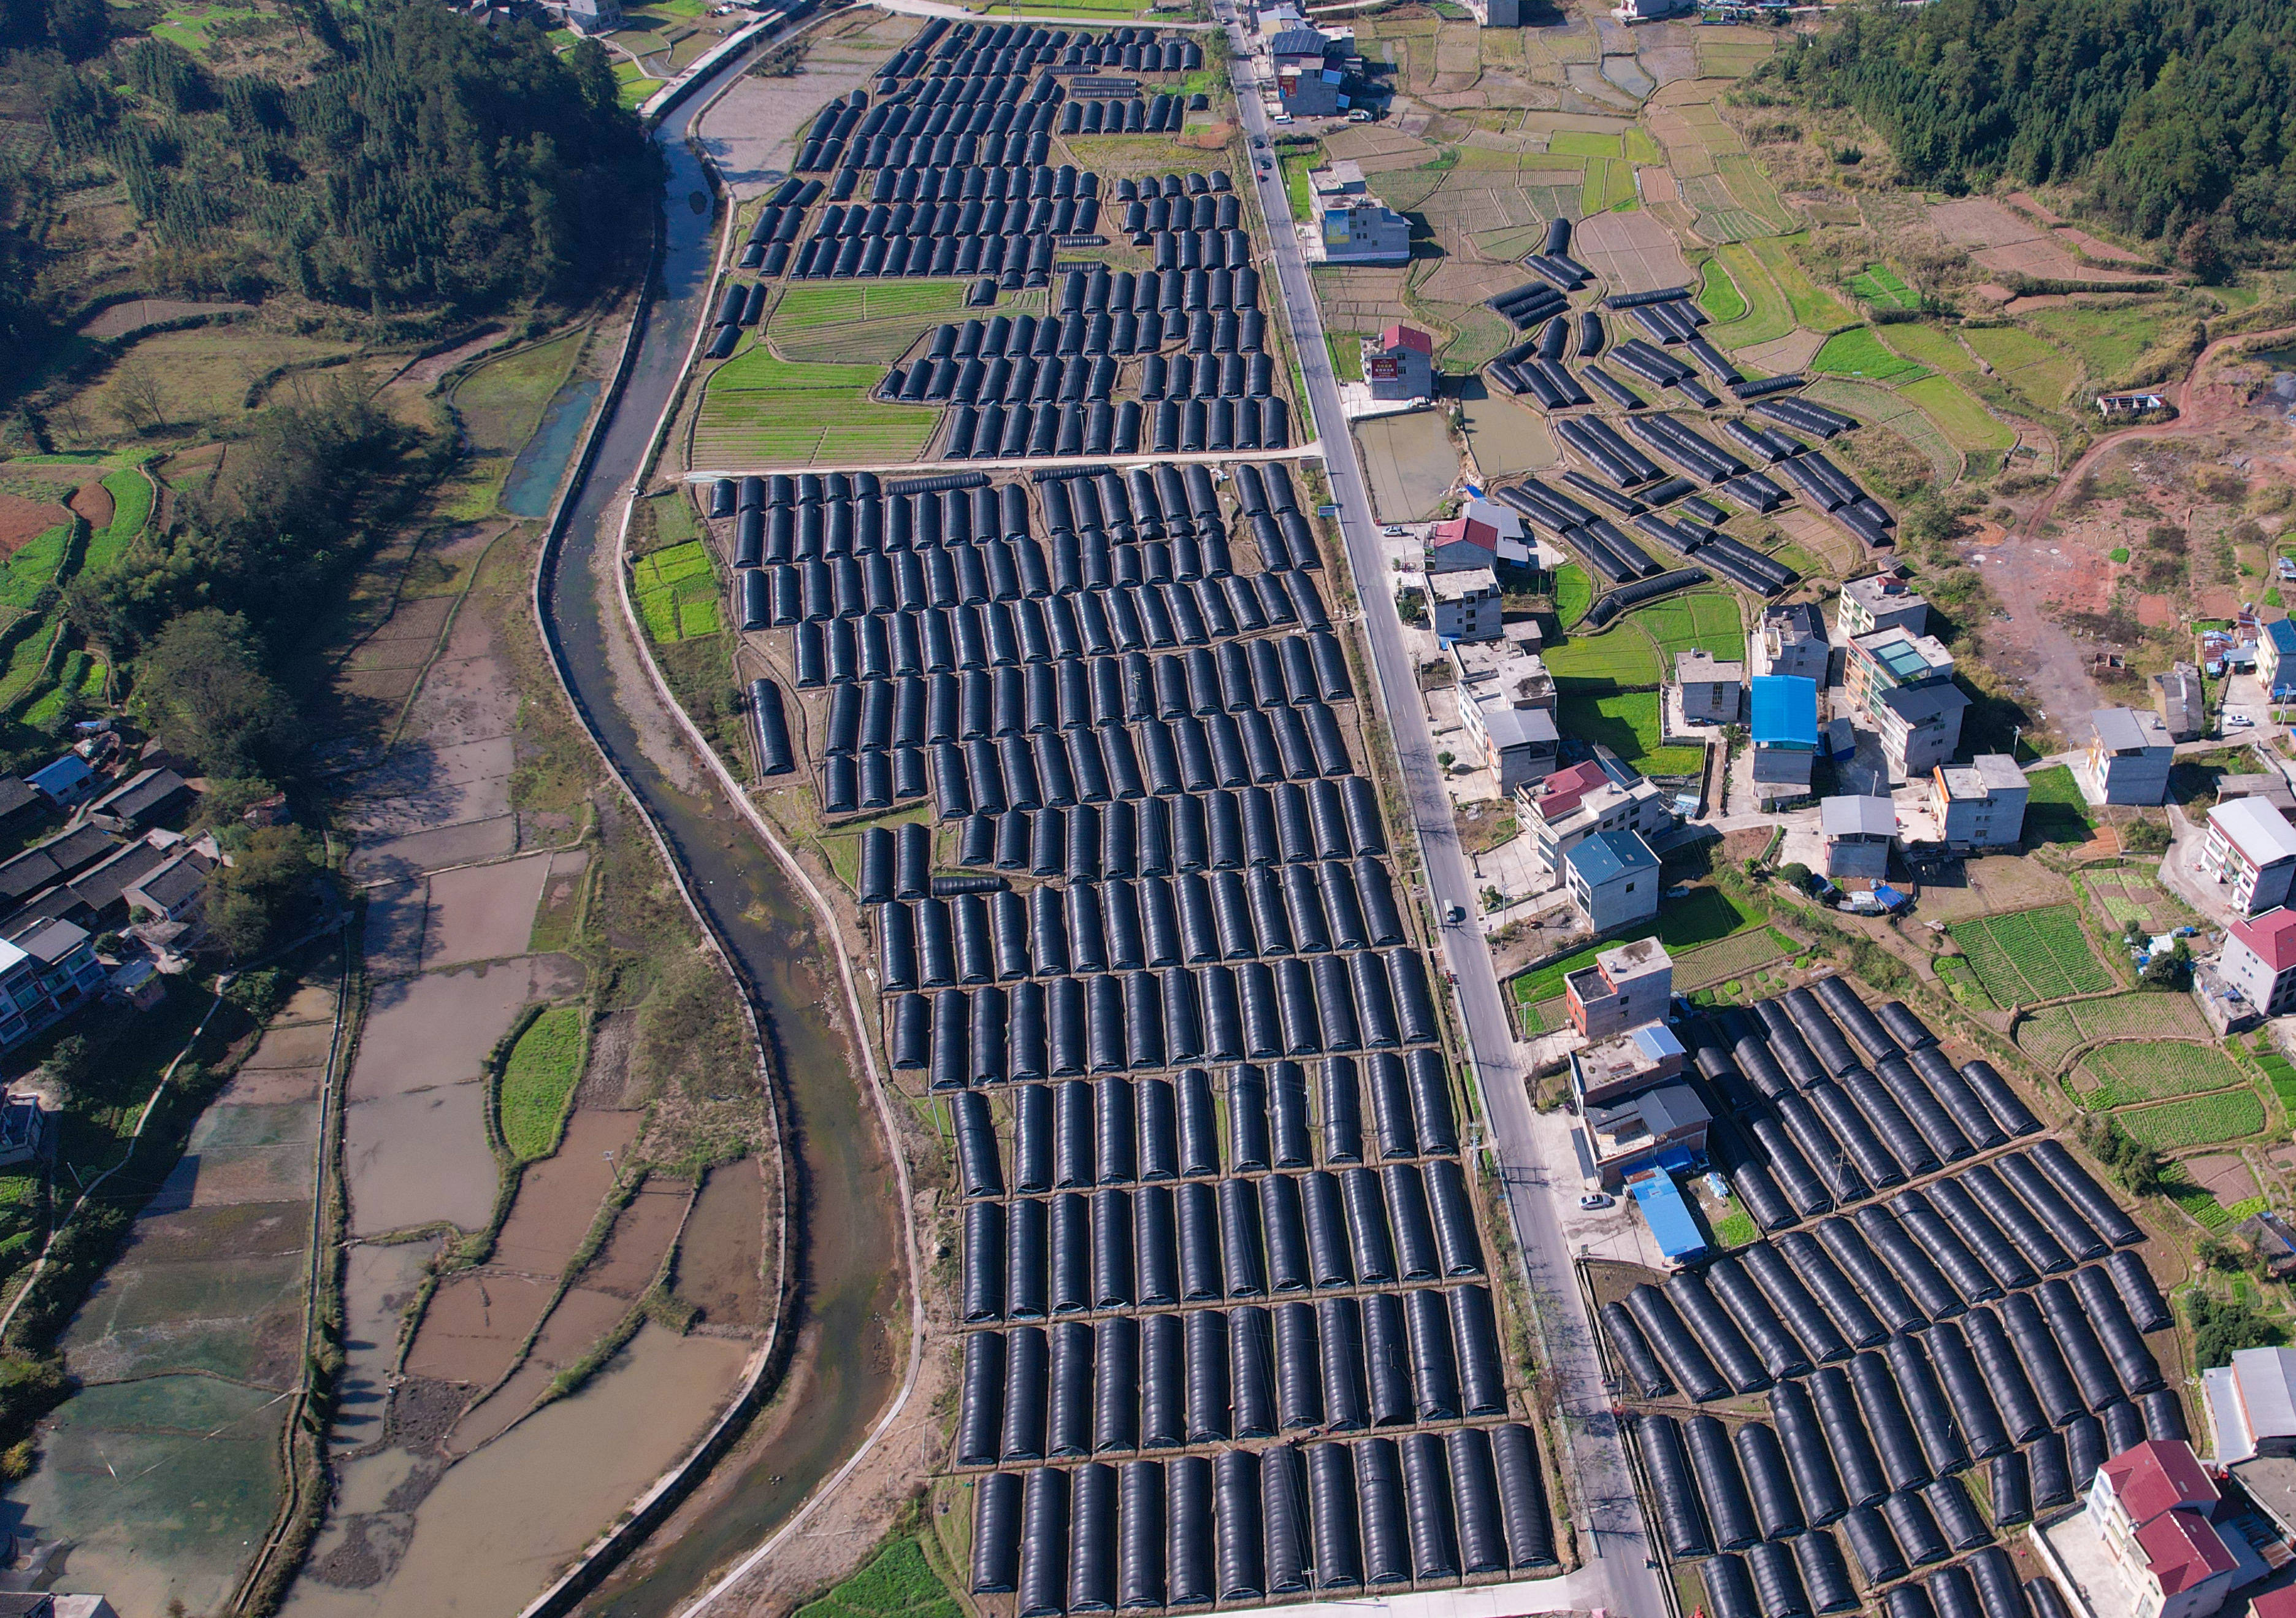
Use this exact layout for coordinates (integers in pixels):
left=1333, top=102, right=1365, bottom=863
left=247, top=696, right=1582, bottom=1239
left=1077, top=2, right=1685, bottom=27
left=1363, top=323, right=1434, bottom=402
left=2089, top=1441, right=2241, bottom=1618
left=2222, top=907, right=2296, bottom=1018
left=1426, top=515, right=1499, bottom=573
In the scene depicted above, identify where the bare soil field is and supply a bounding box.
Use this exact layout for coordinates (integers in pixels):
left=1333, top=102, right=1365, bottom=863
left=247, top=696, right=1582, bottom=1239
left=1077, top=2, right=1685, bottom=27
left=697, top=10, right=919, bottom=198
left=76, top=297, right=256, bottom=340
left=1574, top=210, right=1692, bottom=294
left=420, top=849, right=556, bottom=969
left=583, top=1179, right=689, bottom=1297
left=405, top=1272, right=555, bottom=1386
left=1355, top=409, right=1459, bottom=522
left=676, top=1157, right=766, bottom=1328
left=489, top=1110, right=642, bottom=1275
left=0, top=491, right=66, bottom=553
left=1929, top=197, right=2149, bottom=284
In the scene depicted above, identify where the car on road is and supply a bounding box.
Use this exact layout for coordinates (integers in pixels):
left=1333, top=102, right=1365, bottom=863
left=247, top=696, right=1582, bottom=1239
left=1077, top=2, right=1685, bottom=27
left=1578, top=1193, right=1613, bottom=1210
left=1252, top=136, right=1266, bottom=148
left=1382, top=525, right=1406, bottom=537
left=2227, top=714, right=2254, bottom=728
left=1445, top=903, right=1466, bottom=924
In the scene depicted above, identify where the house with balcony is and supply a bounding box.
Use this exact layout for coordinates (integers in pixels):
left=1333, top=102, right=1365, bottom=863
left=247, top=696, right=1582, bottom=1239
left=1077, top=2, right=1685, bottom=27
left=2202, top=797, right=2296, bottom=917
left=1428, top=568, right=1501, bottom=646
left=1753, top=601, right=1829, bottom=684
left=1562, top=829, right=1659, bottom=933
left=1837, top=572, right=1930, bottom=639
left=1845, top=626, right=1967, bottom=780
left=0, top=917, right=107, bottom=1052
left=1519, top=759, right=1672, bottom=875
left=1364, top=324, right=1433, bottom=401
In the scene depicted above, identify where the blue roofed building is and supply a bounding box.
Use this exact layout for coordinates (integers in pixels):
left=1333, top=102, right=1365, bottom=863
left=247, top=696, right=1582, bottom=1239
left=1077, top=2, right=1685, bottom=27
left=2262, top=618, right=2296, bottom=702
left=1626, top=1170, right=1708, bottom=1265
left=26, top=753, right=94, bottom=808
left=1750, top=674, right=1820, bottom=804
left=1562, top=827, right=1659, bottom=933
left=1572, top=1081, right=1709, bottom=1190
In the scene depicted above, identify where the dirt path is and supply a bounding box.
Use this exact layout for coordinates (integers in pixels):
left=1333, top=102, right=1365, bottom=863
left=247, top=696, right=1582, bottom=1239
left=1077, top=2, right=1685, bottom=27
left=1973, top=323, right=2296, bottom=740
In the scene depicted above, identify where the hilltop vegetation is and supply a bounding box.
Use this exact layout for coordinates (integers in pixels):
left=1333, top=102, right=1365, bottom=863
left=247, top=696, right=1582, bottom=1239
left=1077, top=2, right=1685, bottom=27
left=1766, top=0, right=2296, bottom=265
left=2, top=0, right=654, bottom=372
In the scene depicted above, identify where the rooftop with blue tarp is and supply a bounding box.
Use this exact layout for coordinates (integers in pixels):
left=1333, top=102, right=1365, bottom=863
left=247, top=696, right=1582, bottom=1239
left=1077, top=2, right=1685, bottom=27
left=1627, top=1170, right=1707, bottom=1263
left=1750, top=675, right=1820, bottom=751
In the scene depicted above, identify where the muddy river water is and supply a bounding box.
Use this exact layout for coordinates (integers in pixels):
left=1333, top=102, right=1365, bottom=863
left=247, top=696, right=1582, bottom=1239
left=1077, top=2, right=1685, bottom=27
left=537, top=35, right=902, bottom=1618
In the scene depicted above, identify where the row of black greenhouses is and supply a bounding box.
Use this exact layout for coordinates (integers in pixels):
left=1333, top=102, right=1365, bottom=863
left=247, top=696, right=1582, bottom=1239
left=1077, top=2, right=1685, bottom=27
left=943, top=1052, right=1460, bottom=1195
left=893, top=948, right=1441, bottom=1083
left=873, top=859, right=1409, bottom=983
left=970, top=1431, right=1555, bottom=1612
left=879, top=20, right=1201, bottom=84
left=710, top=458, right=1303, bottom=539
left=955, top=1284, right=1511, bottom=1462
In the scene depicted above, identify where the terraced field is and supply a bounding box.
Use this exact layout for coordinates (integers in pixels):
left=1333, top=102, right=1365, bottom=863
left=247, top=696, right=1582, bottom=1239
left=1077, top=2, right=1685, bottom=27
left=2076, top=1040, right=2249, bottom=1105
left=1947, top=904, right=2113, bottom=1005
left=2117, top=1089, right=2266, bottom=1149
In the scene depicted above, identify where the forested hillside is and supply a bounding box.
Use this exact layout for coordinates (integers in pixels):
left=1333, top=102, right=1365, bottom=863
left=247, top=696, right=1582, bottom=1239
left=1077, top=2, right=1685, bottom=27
left=1767, top=0, right=2296, bottom=263
left=39, top=1, right=653, bottom=315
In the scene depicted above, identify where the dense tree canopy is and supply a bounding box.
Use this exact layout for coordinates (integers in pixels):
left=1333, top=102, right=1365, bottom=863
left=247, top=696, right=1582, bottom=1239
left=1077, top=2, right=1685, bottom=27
left=1769, top=0, right=2296, bottom=258
left=45, top=0, right=654, bottom=312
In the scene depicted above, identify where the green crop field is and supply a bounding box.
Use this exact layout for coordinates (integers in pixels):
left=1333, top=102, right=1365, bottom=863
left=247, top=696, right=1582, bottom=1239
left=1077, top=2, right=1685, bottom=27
left=1555, top=688, right=1704, bottom=775
left=0, top=524, right=71, bottom=611
left=1962, top=324, right=2080, bottom=408
left=1947, top=903, right=2112, bottom=1005
left=2070, top=991, right=2211, bottom=1043
left=632, top=541, right=722, bottom=643
left=1636, top=590, right=1746, bottom=661
left=1878, top=323, right=1976, bottom=375
left=1550, top=130, right=1622, bottom=158
left=773, top=283, right=970, bottom=329
left=2258, top=1048, right=2296, bottom=1112
left=1579, top=157, right=1639, bottom=215
left=1544, top=631, right=1662, bottom=686
left=1800, top=378, right=1960, bottom=486
left=83, top=469, right=151, bottom=576
left=1813, top=327, right=1930, bottom=383
left=797, top=1538, right=960, bottom=1618
left=2024, top=301, right=2167, bottom=386
left=1847, top=264, right=1918, bottom=309
left=1326, top=332, right=1365, bottom=383
left=1705, top=241, right=1795, bottom=350
left=1899, top=375, right=2016, bottom=453
left=1746, top=236, right=1856, bottom=332
left=2118, top=1089, right=2265, bottom=1149
left=1697, top=257, right=1748, bottom=324
left=705, top=350, right=886, bottom=394
left=499, top=1006, right=587, bottom=1162
left=1555, top=562, right=1593, bottom=628
left=2014, top=1003, right=2084, bottom=1070
left=2077, top=1039, right=2249, bottom=1105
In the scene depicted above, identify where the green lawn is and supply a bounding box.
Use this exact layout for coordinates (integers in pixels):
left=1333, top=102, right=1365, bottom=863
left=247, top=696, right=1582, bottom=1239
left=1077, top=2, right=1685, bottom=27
left=2024, top=301, right=2170, bottom=387
left=1555, top=688, right=1705, bottom=775
left=1847, top=264, right=1918, bottom=309
left=632, top=540, right=722, bottom=643
left=1813, top=326, right=1931, bottom=384
left=1282, top=147, right=1322, bottom=222
left=2022, top=764, right=2094, bottom=846
left=0, top=524, right=71, bottom=611
left=1326, top=332, right=1366, bottom=383
left=705, top=348, right=887, bottom=394
left=499, top=1006, right=587, bottom=1163
left=1696, top=257, right=1748, bottom=324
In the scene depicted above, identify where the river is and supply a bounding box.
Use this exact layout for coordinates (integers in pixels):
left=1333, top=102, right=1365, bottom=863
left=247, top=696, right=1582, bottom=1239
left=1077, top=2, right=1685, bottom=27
left=537, top=34, right=902, bottom=1618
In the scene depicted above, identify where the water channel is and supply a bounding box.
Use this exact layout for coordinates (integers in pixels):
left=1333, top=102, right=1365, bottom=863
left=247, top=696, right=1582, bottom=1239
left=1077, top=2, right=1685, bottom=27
left=540, top=37, right=902, bottom=1617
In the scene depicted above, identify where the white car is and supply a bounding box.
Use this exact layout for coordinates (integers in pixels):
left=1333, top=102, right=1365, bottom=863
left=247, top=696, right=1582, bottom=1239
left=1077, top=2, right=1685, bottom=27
left=2228, top=715, right=2254, bottom=728
left=1578, top=1193, right=1613, bottom=1211
left=1382, top=525, right=1406, bottom=537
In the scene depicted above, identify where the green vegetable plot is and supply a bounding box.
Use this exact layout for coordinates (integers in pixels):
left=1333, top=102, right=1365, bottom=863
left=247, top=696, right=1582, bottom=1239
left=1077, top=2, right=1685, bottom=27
left=2117, top=1090, right=2266, bottom=1149
left=1946, top=905, right=2111, bottom=1005
left=2076, top=1040, right=2249, bottom=1105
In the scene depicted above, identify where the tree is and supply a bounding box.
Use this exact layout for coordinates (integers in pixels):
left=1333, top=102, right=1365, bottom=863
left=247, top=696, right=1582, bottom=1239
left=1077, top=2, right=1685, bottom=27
left=1779, top=861, right=1812, bottom=889
left=129, top=610, right=295, bottom=779
left=39, top=1035, right=90, bottom=1107
left=2189, top=1287, right=2281, bottom=1369
left=108, top=358, right=167, bottom=434
left=205, top=826, right=320, bottom=959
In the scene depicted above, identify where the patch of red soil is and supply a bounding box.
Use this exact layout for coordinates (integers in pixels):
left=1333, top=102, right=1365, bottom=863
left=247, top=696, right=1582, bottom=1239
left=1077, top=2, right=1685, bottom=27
left=67, top=481, right=113, bottom=530
left=2135, top=594, right=2178, bottom=627
left=0, top=493, right=69, bottom=556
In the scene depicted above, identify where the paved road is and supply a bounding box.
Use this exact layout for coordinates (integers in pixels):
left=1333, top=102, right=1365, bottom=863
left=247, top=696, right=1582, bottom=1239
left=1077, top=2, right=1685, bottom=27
left=1218, top=20, right=1663, bottom=1615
